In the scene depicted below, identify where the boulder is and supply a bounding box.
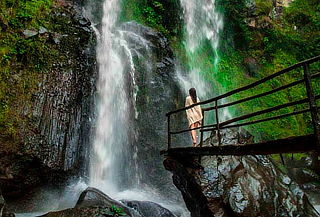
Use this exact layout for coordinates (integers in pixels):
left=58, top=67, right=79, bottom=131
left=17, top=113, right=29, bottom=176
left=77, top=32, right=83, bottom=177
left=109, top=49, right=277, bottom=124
left=41, top=187, right=176, bottom=217
left=122, top=200, right=175, bottom=217
left=41, top=187, right=135, bottom=217
left=164, top=129, right=319, bottom=217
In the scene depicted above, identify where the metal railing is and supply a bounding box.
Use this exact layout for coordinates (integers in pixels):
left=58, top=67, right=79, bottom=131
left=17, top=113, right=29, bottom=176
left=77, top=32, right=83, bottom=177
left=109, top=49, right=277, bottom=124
left=166, top=55, right=320, bottom=151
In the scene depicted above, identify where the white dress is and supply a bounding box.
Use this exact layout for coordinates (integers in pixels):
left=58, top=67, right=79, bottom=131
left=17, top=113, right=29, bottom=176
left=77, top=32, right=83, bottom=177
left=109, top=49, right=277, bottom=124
left=185, top=96, right=203, bottom=127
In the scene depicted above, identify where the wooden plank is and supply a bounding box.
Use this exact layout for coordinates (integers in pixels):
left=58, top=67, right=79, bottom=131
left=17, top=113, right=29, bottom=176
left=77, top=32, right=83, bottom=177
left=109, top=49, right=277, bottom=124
left=164, top=134, right=316, bottom=156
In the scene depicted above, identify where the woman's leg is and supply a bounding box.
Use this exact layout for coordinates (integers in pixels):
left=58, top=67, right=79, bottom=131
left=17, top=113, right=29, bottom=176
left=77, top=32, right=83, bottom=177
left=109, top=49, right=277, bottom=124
left=193, top=122, right=200, bottom=146
left=190, top=123, right=196, bottom=146
left=190, top=122, right=200, bottom=146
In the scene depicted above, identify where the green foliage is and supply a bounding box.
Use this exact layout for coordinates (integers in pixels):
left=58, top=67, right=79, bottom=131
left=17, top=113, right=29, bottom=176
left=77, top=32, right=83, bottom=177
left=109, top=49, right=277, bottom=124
left=0, top=0, right=54, bottom=150
left=120, top=0, right=181, bottom=39
left=109, top=205, right=126, bottom=216
left=97, top=205, right=126, bottom=217
left=213, top=0, right=320, bottom=141
left=255, top=0, right=273, bottom=15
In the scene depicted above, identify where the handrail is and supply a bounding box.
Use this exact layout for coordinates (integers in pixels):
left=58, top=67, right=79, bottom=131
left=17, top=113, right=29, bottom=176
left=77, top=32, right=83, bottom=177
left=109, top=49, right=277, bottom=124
left=166, top=55, right=320, bottom=116
left=204, top=72, right=320, bottom=111
left=166, top=55, right=320, bottom=152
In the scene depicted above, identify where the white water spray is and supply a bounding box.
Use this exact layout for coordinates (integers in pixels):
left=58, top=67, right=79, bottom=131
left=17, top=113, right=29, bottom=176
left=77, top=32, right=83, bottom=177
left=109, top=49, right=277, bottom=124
left=89, top=0, right=131, bottom=194
left=178, top=0, right=231, bottom=120
left=88, top=1, right=190, bottom=215
left=178, top=0, right=223, bottom=98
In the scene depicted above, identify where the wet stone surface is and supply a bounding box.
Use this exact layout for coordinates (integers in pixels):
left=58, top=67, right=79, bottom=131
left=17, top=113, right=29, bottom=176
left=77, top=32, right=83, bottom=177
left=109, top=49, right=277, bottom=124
left=0, top=2, right=97, bottom=200
left=164, top=129, right=320, bottom=217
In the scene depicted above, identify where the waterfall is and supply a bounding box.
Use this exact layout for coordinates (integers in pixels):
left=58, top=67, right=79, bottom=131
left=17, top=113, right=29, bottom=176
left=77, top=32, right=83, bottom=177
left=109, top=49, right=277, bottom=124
left=178, top=0, right=231, bottom=120
left=89, top=0, right=133, bottom=193
left=178, top=0, right=223, bottom=98
left=87, top=0, right=189, bottom=216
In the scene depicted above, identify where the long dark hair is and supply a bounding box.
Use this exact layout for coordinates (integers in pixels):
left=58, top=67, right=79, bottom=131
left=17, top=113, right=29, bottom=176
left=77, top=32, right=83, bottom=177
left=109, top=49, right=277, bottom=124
left=189, top=88, right=197, bottom=104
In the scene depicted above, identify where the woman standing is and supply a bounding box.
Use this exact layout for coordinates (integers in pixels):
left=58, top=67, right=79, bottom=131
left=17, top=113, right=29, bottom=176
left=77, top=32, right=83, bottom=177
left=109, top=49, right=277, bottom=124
left=185, top=88, right=203, bottom=147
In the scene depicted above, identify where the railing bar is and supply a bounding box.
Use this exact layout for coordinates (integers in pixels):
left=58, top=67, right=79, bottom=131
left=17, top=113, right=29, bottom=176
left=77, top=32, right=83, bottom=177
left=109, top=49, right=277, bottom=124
left=200, top=108, right=311, bottom=132
left=167, top=55, right=320, bottom=116
left=221, top=108, right=310, bottom=130
left=219, top=97, right=314, bottom=128
left=203, top=72, right=320, bottom=112
left=171, top=103, right=319, bottom=139
left=215, top=100, right=222, bottom=145
left=201, top=98, right=309, bottom=130
left=173, top=98, right=309, bottom=134
left=200, top=110, right=205, bottom=147
left=167, top=115, right=171, bottom=150
left=311, top=72, right=320, bottom=79
left=170, top=125, right=208, bottom=135
left=204, top=79, right=305, bottom=111
left=304, top=63, right=320, bottom=169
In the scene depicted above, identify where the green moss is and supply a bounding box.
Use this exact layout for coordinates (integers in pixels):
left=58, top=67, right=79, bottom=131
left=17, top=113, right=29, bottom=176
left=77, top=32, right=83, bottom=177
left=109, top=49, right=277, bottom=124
left=255, top=0, right=273, bottom=15
left=0, top=0, right=64, bottom=151
left=210, top=0, right=320, bottom=141
left=119, top=0, right=182, bottom=39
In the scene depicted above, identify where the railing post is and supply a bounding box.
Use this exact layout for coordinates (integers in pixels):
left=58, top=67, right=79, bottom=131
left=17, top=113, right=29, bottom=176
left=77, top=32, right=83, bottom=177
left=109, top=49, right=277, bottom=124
left=303, top=63, right=320, bottom=172
left=167, top=114, right=171, bottom=150
left=215, top=100, right=222, bottom=145
left=200, top=110, right=205, bottom=147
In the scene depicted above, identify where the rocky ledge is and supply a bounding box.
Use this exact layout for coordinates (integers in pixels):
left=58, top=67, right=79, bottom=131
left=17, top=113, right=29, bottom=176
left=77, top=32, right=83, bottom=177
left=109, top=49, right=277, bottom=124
left=164, top=129, right=320, bottom=217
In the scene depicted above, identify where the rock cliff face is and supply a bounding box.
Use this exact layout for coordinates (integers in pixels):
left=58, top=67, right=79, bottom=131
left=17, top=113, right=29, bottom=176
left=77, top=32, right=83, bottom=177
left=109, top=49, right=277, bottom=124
left=25, top=4, right=96, bottom=172
left=117, top=22, right=188, bottom=192
left=164, top=129, right=319, bottom=217
left=0, top=2, right=96, bottom=199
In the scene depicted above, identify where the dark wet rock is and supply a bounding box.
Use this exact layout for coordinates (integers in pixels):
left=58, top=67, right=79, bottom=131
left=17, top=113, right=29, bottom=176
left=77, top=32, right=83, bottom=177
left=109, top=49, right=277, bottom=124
left=288, top=168, right=320, bottom=185
left=243, top=57, right=260, bottom=77
left=114, top=22, right=189, bottom=196
left=23, top=4, right=96, bottom=172
left=75, top=188, right=132, bottom=212
left=1, top=2, right=96, bottom=199
left=0, top=188, right=15, bottom=217
left=122, top=200, right=175, bottom=217
left=119, top=22, right=174, bottom=64
left=41, top=187, right=176, bottom=217
left=164, top=129, right=319, bottom=217
left=0, top=188, right=4, bottom=217
left=41, top=188, right=140, bottom=217
left=0, top=153, right=70, bottom=200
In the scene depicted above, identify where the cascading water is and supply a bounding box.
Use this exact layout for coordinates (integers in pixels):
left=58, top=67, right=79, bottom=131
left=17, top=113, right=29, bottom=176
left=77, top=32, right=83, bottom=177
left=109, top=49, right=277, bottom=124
left=89, top=0, right=225, bottom=209
left=88, top=0, right=189, bottom=216
left=89, top=0, right=140, bottom=194
left=178, top=0, right=231, bottom=120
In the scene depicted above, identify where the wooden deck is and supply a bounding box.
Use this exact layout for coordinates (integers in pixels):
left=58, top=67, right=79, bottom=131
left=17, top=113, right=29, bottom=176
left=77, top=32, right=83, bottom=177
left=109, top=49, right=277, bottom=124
left=162, top=134, right=317, bottom=156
